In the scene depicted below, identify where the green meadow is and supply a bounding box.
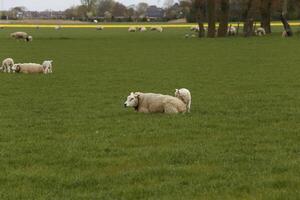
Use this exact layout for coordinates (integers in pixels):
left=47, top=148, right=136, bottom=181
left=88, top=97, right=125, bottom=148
left=0, top=28, right=299, bottom=199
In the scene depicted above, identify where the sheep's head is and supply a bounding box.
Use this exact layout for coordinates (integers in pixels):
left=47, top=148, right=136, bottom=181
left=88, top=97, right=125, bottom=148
left=11, top=64, right=21, bottom=73
left=124, top=92, right=139, bottom=108
left=42, top=60, right=53, bottom=74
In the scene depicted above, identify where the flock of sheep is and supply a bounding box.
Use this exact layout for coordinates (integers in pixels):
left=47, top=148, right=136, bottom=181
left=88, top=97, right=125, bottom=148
left=188, top=25, right=268, bottom=37
left=128, top=26, right=163, bottom=32
left=1, top=58, right=53, bottom=74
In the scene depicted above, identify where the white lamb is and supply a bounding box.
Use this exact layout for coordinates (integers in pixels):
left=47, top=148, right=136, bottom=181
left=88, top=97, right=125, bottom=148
left=175, top=88, right=191, bottom=113
left=255, top=27, right=266, bottom=36
left=1, top=58, right=14, bottom=73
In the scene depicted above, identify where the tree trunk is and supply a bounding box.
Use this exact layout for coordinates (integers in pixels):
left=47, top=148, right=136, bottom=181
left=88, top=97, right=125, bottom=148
left=243, top=0, right=254, bottom=37
left=281, top=0, right=293, bottom=36
left=194, top=0, right=206, bottom=37
left=207, top=0, right=216, bottom=38
left=218, top=0, right=229, bottom=37
left=260, top=0, right=272, bottom=34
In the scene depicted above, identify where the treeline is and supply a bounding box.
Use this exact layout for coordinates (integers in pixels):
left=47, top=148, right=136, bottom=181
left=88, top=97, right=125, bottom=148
left=1, top=0, right=299, bottom=22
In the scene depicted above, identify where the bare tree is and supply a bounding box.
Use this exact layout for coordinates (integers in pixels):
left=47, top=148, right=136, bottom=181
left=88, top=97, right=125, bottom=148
left=218, top=0, right=230, bottom=37
left=260, top=0, right=272, bottom=34
left=280, top=0, right=293, bottom=36
left=207, top=0, right=216, bottom=38
left=243, top=0, right=255, bottom=37
left=194, top=0, right=206, bottom=37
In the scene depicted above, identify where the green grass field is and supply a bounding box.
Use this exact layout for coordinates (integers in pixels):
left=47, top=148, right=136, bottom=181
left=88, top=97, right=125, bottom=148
left=0, top=28, right=300, bottom=199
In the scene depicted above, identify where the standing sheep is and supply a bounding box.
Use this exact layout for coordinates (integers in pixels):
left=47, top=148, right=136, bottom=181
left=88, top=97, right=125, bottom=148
left=255, top=27, right=266, bottom=36
left=1, top=58, right=14, bottom=73
left=175, top=88, right=192, bottom=113
left=10, top=32, right=33, bottom=42
left=96, top=26, right=104, bottom=30
left=227, top=26, right=237, bottom=36
left=42, top=60, right=53, bottom=74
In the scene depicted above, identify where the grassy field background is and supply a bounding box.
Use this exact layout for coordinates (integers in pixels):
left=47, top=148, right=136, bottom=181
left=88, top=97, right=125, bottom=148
left=0, top=28, right=300, bottom=199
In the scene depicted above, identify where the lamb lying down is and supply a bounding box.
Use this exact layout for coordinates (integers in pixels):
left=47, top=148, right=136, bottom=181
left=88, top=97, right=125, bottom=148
left=11, top=60, right=53, bottom=74
left=124, top=92, right=187, bottom=114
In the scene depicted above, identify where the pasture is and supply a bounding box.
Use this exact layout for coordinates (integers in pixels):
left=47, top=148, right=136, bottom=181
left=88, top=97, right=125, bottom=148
left=0, top=27, right=300, bottom=199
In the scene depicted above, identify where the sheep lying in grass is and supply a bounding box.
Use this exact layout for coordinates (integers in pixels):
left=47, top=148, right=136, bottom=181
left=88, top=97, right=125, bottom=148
left=124, top=92, right=187, bottom=114
left=1, top=58, right=14, bottom=73
left=128, top=27, right=137, bottom=32
left=175, top=88, right=191, bottom=113
left=10, top=32, right=33, bottom=42
left=12, top=61, right=53, bottom=74
left=150, top=27, right=163, bottom=32
left=12, top=63, right=44, bottom=74
left=255, top=27, right=266, bottom=36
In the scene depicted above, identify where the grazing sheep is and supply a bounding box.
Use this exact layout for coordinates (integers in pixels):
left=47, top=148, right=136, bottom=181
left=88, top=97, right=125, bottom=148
left=12, top=63, right=46, bottom=74
left=10, top=32, right=32, bottom=42
left=255, top=27, right=266, bottom=36
left=1, top=58, right=14, bottom=73
left=124, top=92, right=187, bottom=114
left=54, top=26, right=61, bottom=30
left=42, top=60, right=53, bottom=74
left=175, top=88, right=191, bottom=113
left=128, top=27, right=137, bottom=32
left=96, top=26, right=104, bottom=30
left=227, top=26, right=237, bottom=36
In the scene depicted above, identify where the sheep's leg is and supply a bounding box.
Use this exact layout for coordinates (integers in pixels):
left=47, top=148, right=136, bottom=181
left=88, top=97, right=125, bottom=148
left=7, top=66, right=11, bottom=73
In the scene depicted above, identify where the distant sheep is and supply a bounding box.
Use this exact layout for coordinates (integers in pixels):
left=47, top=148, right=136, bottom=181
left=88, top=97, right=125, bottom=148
left=10, top=32, right=32, bottom=42
left=1, top=58, right=14, bottom=73
left=175, top=88, right=191, bottom=113
left=96, top=26, right=104, bottom=30
left=227, top=26, right=237, bottom=36
left=191, top=25, right=200, bottom=32
left=138, top=27, right=147, bottom=32
left=55, top=26, right=61, bottom=30
left=282, top=30, right=288, bottom=37
left=128, top=27, right=137, bottom=32
left=255, top=27, right=266, bottom=36
left=150, top=27, right=163, bottom=32
left=124, top=92, right=187, bottom=114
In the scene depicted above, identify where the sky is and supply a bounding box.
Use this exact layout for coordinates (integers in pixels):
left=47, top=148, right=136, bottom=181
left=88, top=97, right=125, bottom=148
left=0, top=0, right=165, bottom=11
